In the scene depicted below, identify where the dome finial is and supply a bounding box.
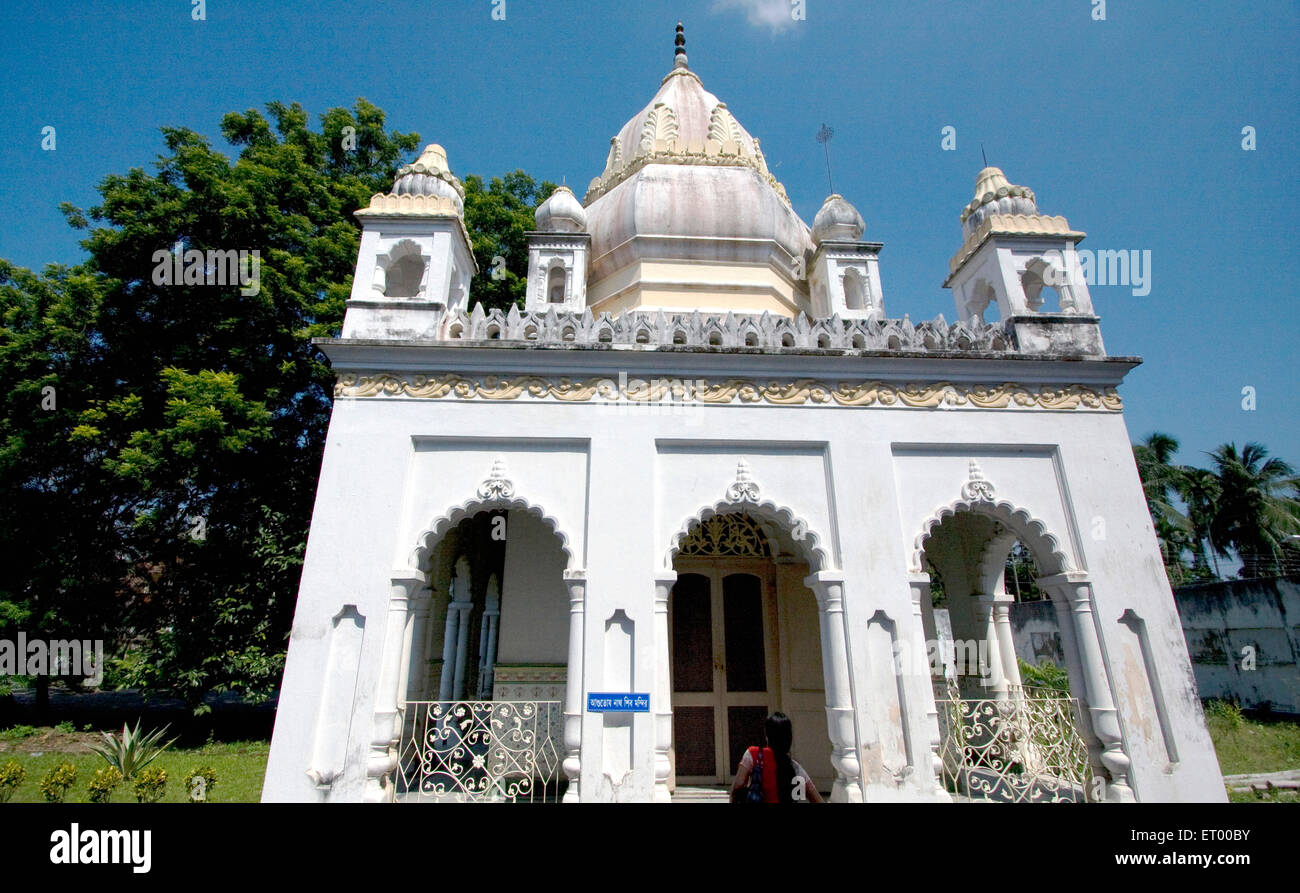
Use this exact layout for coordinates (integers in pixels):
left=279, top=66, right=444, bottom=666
left=674, top=21, right=688, bottom=69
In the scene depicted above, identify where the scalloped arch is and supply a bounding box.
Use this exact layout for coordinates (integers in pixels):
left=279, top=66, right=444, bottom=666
left=408, top=495, right=576, bottom=571
left=911, top=496, right=1071, bottom=576
left=665, top=498, right=832, bottom=572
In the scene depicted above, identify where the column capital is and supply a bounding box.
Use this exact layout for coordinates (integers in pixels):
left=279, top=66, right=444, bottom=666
left=1037, top=570, right=1091, bottom=590
left=907, top=572, right=931, bottom=604
left=390, top=568, right=427, bottom=590
left=563, top=570, right=586, bottom=607
left=653, top=571, right=678, bottom=606
left=803, top=571, right=845, bottom=609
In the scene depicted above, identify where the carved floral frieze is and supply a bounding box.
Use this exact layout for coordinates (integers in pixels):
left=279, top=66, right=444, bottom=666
left=335, top=372, right=1123, bottom=411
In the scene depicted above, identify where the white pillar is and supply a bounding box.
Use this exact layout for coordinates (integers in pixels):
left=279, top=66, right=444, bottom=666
left=908, top=574, right=947, bottom=797
left=439, top=561, right=472, bottom=701
left=562, top=570, right=587, bottom=803
left=1040, top=573, right=1136, bottom=802
left=477, top=576, right=500, bottom=699
left=363, top=570, right=423, bottom=803
left=805, top=571, right=863, bottom=803
left=992, top=594, right=1023, bottom=690
left=418, top=587, right=439, bottom=699
left=404, top=585, right=433, bottom=703
left=450, top=559, right=474, bottom=700
left=437, top=591, right=461, bottom=701
left=1049, top=590, right=1106, bottom=781
left=974, top=595, right=1008, bottom=698
left=652, top=572, right=676, bottom=802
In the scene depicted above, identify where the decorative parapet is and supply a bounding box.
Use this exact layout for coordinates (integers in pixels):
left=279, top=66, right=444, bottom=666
left=431, top=304, right=1017, bottom=353
left=355, top=193, right=463, bottom=218
left=949, top=213, right=1087, bottom=275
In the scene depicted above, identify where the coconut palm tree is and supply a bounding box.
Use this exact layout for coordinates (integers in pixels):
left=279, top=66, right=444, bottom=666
left=1133, top=433, right=1196, bottom=583
left=1203, top=442, right=1300, bottom=578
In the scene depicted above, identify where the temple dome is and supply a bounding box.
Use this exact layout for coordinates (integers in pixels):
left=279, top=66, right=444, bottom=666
left=582, top=41, right=812, bottom=315
left=392, top=144, right=465, bottom=213
left=534, top=185, right=587, bottom=232
left=811, top=194, right=865, bottom=245
left=960, top=166, right=1037, bottom=239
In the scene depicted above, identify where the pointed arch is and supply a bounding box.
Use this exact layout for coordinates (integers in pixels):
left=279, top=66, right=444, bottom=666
left=409, top=494, right=576, bottom=572
left=911, top=496, right=1071, bottom=577
left=665, top=498, right=832, bottom=572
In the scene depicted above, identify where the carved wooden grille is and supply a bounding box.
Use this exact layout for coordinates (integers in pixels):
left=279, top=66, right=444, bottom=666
left=934, top=683, right=1093, bottom=803
left=678, top=514, right=771, bottom=558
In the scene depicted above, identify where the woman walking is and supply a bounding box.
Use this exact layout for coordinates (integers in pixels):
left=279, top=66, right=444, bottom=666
left=729, top=711, right=825, bottom=803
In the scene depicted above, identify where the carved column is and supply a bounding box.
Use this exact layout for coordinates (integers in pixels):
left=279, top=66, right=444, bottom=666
left=652, top=572, right=677, bottom=802
left=450, top=559, right=474, bottom=700
left=992, top=593, right=1023, bottom=690
left=908, top=574, right=946, bottom=796
left=1040, top=573, right=1135, bottom=802
left=438, top=559, right=472, bottom=701
left=974, top=595, right=1008, bottom=698
left=405, top=585, right=433, bottom=702
left=418, top=587, right=439, bottom=700
left=1051, top=591, right=1107, bottom=782
left=805, top=571, right=863, bottom=803
left=364, top=570, right=424, bottom=803
left=477, top=576, right=500, bottom=699
left=562, top=570, right=587, bottom=803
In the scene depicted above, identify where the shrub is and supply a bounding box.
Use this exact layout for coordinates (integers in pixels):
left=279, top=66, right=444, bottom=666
left=87, top=767, right=123, bottom=803
left=41, top=764, right=78, bottom=803
left=54, top=720, right=75, bottom=734
left=88, top=720, right=176, bottom=780
left=1019, top=658, right=1071, bottom=693
left=1206, top=699, right=1244, bottom=729
left=132, top=767, right=167, bottom=803
left=0, top=724, right=37, bottom=741
left=185, top=766, right=218, bottom=802
left=0, top=761, right=27, bottom=802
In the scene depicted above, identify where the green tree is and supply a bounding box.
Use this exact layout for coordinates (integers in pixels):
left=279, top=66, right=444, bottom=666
left=1133, top=432, right=1199, bottom=586
left=1204, top=442, right=1300, bottom=578
left=462, top=171, right=556, bottom=311
left=1, top=99, right=559, bottom=713
left=1, top=99, right=418, bottom=711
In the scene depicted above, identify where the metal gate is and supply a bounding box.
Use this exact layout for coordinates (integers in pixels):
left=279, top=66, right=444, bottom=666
left=394, top=700, right=564, bottom=802
left=934, top=683, right=1093, bottom=803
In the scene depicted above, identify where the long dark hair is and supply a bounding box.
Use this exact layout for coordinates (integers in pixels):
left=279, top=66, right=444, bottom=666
left=764, top=712, right=796, bottom=803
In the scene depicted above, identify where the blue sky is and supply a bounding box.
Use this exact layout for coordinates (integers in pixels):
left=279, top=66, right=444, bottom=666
left=1, top=0, right=1297, bottom=470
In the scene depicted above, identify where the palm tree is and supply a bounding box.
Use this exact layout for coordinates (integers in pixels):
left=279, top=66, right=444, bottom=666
left=1133, top=433, right=1196, bottom=583
left=1203, top=442, right=1300, bottom=578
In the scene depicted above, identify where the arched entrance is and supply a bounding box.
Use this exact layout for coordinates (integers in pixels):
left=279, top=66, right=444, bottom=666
left=370, top=482, right=585, bottom=804
left=666, top=511, right=835, bottom=798
left=912, top=486, right=1135, bottom=802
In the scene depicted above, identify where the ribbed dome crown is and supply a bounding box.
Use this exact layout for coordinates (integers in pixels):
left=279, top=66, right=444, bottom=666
left=960, top=166, right=1037, bottom=239
left=811, top=194, right=865, bottom=245
left=534, top=185, right=588, bottom=232
left=392, top=144, right=466, bottom=213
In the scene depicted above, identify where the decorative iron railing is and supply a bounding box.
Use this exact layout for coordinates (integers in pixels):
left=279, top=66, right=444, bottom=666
left=394, top=700, right=564, bottom=803
left=934, top=683, right=1093, bottom=803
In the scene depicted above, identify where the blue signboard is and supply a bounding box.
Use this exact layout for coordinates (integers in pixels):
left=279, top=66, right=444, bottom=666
left=586, top=692, right=650, bottom=713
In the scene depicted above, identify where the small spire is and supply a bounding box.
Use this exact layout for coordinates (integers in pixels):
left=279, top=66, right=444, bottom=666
left=674, top=21, right=688, bottom=69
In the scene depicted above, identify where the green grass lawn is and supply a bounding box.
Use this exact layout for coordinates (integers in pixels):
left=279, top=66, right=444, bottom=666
left=0, top=728, right=268, bottom=803
left=1204, top=700, right=1300, bottom=803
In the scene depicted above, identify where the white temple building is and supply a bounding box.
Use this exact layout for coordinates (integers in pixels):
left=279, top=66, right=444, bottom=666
left=263, top=26, right=1226, bottom=803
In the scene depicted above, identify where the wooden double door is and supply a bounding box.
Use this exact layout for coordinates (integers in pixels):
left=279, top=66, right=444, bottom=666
left=670, top=561, right=779, bottom=785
